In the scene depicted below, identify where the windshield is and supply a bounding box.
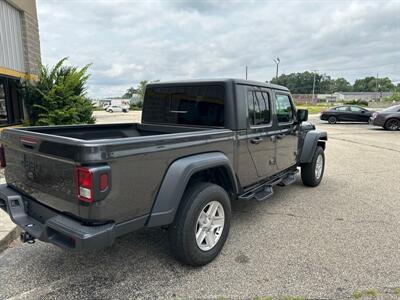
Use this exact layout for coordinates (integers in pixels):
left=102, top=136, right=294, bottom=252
left=381, top=105, right=400, bottom=112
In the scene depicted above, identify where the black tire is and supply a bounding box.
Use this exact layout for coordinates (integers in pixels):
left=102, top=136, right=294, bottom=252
left=384, top=118, right=400, bottom=131
left=301, top=146, right=325, bottom=187
left=109, top=110, right=113, bottom=113
left=328, top=116, right=337, bottom=124
left=168, top=182, right=231, bottom=266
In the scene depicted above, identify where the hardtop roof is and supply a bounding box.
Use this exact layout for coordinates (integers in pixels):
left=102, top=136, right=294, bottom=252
left=146, top=78, right=289, bottom=92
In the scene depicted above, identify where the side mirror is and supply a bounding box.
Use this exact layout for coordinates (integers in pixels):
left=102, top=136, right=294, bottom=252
left=297, top=109, right=308, bottom=122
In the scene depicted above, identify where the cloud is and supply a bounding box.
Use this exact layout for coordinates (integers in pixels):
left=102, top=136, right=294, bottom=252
left=37, top=0, right=400, bottom=98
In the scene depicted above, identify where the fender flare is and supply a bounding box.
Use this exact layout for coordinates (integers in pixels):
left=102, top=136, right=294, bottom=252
left=146, top=152, right=238, bottom=227
left=299, top=130, right=328, bottom=164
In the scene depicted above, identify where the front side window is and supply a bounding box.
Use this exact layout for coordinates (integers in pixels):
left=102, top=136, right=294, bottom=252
left=275, top=94, right=294, bottom=123
left=247, top=90, right=271, bottom=126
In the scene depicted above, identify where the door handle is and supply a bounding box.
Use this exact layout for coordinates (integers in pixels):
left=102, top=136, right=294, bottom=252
left=250, top=137, right=263, bottom=144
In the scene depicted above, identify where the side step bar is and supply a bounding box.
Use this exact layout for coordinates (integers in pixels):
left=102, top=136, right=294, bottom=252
left=238, top=171, right=297, bottom=202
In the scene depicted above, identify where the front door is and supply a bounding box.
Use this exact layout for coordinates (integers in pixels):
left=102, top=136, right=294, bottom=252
left=246, top=88, right=276, bottom=179
left=274, top=92, right=299, bottom=172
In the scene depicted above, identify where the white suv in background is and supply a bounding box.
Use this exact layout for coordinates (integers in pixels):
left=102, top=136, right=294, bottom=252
left=106, top=105, right=129, bottom=113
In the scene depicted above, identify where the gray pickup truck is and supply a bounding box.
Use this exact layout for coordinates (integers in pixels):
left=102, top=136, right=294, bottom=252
left=0, top=79, right=327, bottom=266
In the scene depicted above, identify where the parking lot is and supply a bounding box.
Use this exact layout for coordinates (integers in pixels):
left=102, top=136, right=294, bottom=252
left=1, top=115, right=399, bottom=299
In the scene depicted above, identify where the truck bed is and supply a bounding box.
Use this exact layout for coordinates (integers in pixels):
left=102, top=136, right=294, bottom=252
left=22, top=122, right=207, bottom=140
left=1, top=122, right=234, bottom=224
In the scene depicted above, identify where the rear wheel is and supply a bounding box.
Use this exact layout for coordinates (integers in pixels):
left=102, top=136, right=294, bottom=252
left=384, top=118, right=400, bottom=131
left=328, top=116, right=337, bottom=124
left=301, top=146, right=325, bottom=187
left=168, top=182, right=231, bottom=266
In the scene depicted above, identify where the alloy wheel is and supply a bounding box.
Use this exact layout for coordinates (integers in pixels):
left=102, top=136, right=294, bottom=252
left=195, top=201, right=225, bottom=251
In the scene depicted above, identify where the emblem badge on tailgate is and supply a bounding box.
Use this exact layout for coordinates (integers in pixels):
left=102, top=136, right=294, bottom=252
left=21, top=154, right=42, bottom=178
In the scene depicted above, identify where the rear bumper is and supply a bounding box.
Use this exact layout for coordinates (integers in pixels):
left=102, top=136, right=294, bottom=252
left=0, top=184, right=147, bottom=251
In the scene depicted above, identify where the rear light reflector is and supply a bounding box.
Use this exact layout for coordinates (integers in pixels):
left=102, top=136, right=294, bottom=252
left=0, top=144, right=5, bottom=168
left=99, top=173, right=109, bottom=191
left=76, top=167, right=93, bottom=203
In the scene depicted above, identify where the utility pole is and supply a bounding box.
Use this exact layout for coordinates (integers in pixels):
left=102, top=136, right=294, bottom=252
left=245, top=66, right=248, bottom=80
left=376, top=73, right=379, bottom=101
left=311, top=70, right=318, bottom=104
left=273, top=58, right=280, bottom=79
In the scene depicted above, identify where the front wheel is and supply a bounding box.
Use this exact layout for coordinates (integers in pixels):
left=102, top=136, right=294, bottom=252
left=384, top=118, right=400, bottom=131
left=168, top=182, right=231, bottom=266
left=301, top=146, right=325, bottom=187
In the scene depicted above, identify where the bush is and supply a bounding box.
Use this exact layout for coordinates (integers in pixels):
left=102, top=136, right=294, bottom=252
left=23, top=58, right=95, bottom=126
left=130, top=100, right=143, bottom=110
left=384, top=91, right=400, bottom=102
left=343, top=99, right=368, bottom=107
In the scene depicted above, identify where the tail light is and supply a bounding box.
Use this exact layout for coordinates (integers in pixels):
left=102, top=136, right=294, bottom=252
left=75, top=165, right=111, bottom=203
left=0, top=144, right=6, bottom=168
left=76, top=167, right=93, bottom=202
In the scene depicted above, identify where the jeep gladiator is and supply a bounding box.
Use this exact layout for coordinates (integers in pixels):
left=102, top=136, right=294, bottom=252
left=0, top=79, right=327, bottom=266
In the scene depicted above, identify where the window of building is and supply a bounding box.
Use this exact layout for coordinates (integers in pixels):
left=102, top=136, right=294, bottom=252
left=275, top=94, right=294, bottom=123
left=0, top=77, right=24, bottom=126
left=142, top=85, right=225, bottom=127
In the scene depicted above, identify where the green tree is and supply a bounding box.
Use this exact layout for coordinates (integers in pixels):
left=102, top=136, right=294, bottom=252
left=137, top=80, right=148, bottom=101
left=23, top=57, right=95, bottom=125
left=331, top=77, right=352, bottom=92
left=353, top=76, right=394, bottom=92
left=122, top=87, right=137, bottom=98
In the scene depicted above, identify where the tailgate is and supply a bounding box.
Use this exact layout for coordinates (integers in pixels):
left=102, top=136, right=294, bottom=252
left=2, top=134, right=79, bottom=217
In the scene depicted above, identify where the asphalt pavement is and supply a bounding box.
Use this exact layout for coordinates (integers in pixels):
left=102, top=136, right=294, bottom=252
left=1, top=117, right=400, bottom=299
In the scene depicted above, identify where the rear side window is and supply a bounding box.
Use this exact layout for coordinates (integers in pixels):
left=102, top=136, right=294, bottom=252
left=142, top=85, right=225, bottom=127
left=350, top=106, right=363, bottom=112
left=247, top=90, right=271, bottom=126
left=337, top=106, right=349, bottom=111
left=275, top=94, right=294, bottom=123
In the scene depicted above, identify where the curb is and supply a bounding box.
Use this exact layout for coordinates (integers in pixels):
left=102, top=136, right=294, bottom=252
left=0, top=225, right=21, bottom=253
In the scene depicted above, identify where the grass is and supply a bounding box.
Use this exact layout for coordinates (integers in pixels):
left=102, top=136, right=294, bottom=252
left=352, top=289, right=379, bottom=299
left=394, top=288, right=400, bottom=296
left=296, top=104, right=330, bottom=114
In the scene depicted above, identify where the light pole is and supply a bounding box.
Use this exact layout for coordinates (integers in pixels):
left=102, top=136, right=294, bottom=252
left=273, top=58, right=280, bottom=79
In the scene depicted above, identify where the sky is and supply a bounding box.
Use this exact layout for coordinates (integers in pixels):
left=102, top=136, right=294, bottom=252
left=37, top=0, right=400, bottom=98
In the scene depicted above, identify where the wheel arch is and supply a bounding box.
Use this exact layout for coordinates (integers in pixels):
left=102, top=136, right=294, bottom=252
left=146, top=152, right=239, bottom=227
left=300, top=130, right=328, bottom=164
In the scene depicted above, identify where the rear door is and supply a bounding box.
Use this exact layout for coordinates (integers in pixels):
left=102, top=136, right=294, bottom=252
left=273, top=92, right=299, bottom=172
left=336, top=106, right=352, bottom=120
left=246, top=88, right=276, bottom=178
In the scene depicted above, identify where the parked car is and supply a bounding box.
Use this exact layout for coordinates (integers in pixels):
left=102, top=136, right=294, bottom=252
left=370, top=104, right=400, bottom=130
left=106, top=105, right=129, bottom=113
left=320, top=105, right=374, bottom=124
left=103, top=103, right=111, bottom=110
left=0, top=79, right=327, bottom=266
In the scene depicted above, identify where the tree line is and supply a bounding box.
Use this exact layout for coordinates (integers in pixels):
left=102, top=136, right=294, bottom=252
left=270, top=72, right=399, bottom=94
